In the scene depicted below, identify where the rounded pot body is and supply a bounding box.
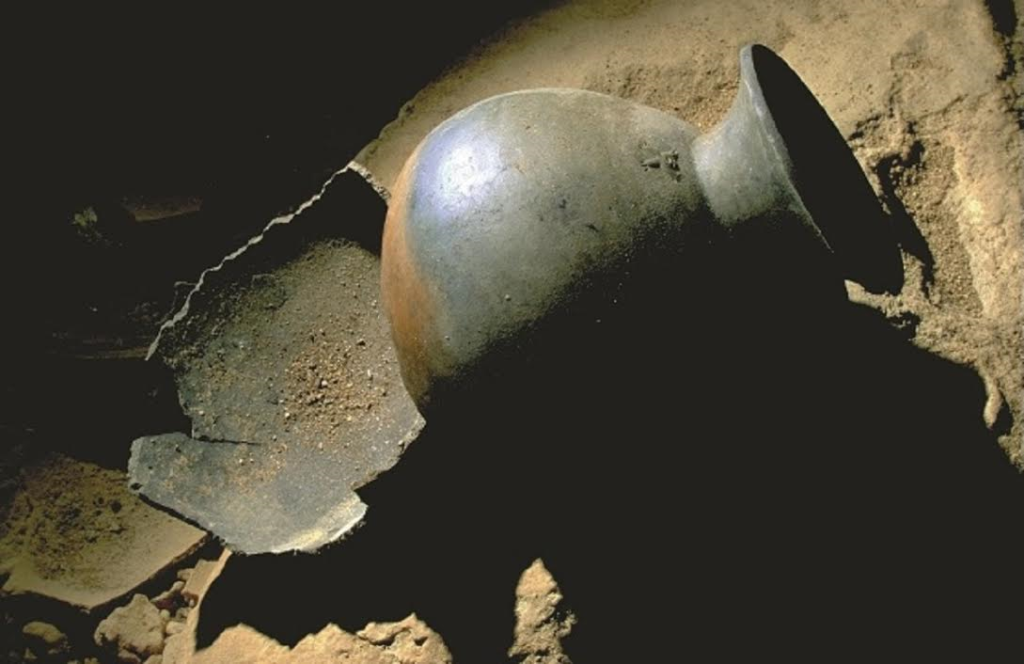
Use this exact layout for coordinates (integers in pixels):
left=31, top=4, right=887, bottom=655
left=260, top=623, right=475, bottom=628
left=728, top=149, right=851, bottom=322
left=381, top=45, right=901, bottom=413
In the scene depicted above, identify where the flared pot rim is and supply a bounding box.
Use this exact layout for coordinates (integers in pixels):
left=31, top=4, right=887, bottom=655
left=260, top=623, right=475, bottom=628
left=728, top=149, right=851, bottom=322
left=736, top=44, right=903, bottom=294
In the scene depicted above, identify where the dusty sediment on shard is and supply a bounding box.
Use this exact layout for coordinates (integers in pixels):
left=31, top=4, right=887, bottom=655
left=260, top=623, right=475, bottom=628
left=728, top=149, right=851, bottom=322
left=130, top=171, right=423, bottom=554
left=0, top=453, right=205, bottom=612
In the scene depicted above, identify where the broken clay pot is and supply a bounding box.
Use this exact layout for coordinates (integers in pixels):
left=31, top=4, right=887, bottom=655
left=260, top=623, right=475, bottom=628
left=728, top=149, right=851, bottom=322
left=381, top=44, right=902, bottom=412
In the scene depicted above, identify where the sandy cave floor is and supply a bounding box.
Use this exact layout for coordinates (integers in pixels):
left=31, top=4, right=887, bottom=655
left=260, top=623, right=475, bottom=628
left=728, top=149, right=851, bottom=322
left=2, top=1, right=1023, bottom=662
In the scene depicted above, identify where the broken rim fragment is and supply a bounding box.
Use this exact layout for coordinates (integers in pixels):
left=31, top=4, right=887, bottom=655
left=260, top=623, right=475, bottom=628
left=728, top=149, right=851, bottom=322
left=381, top=44, right=903, bottom=412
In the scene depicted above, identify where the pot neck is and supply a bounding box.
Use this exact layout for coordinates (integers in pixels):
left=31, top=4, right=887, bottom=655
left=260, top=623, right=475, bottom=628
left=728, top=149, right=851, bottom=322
left=693, top=45, right=903, bottom=294
left=693, top=58, right=820, bottom=237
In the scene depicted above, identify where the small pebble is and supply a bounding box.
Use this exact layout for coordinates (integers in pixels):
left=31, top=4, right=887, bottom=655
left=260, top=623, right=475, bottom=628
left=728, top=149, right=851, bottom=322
left=22, top=621, right=67, bottom=654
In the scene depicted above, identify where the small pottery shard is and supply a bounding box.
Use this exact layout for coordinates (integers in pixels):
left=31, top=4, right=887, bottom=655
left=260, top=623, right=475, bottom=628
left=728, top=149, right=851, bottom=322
left=129, top=171, right=423, bottom=554
left=0, top=454, right=206, bottom=612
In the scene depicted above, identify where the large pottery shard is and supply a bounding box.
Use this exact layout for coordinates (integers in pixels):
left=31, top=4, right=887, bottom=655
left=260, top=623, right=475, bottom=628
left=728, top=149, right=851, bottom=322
left=130, top=170, right=423, bottom=554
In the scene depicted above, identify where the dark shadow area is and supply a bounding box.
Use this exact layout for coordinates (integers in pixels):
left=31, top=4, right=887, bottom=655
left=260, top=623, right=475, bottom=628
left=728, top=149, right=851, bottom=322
left=197, top=218, right=1023, bottom=661
left=0, top=356, right=189, bottom=470
left=984, top=0, right=1018, bottom=39
left=2, top=2, right=553, bottom=469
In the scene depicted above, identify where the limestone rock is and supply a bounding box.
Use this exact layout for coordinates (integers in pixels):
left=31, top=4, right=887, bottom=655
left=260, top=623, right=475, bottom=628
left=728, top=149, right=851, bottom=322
left=191, top=616, right=450, bottom=664
left=182, top=559, right=222, bottom=605
left=95, top=594, right=166, bottom=661
left=510, top=560, right=575, bottom=664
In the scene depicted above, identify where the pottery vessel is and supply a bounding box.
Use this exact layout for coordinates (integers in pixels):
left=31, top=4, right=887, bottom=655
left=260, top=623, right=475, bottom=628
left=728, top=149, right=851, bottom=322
left=381, top=44, right=901, bottom=412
